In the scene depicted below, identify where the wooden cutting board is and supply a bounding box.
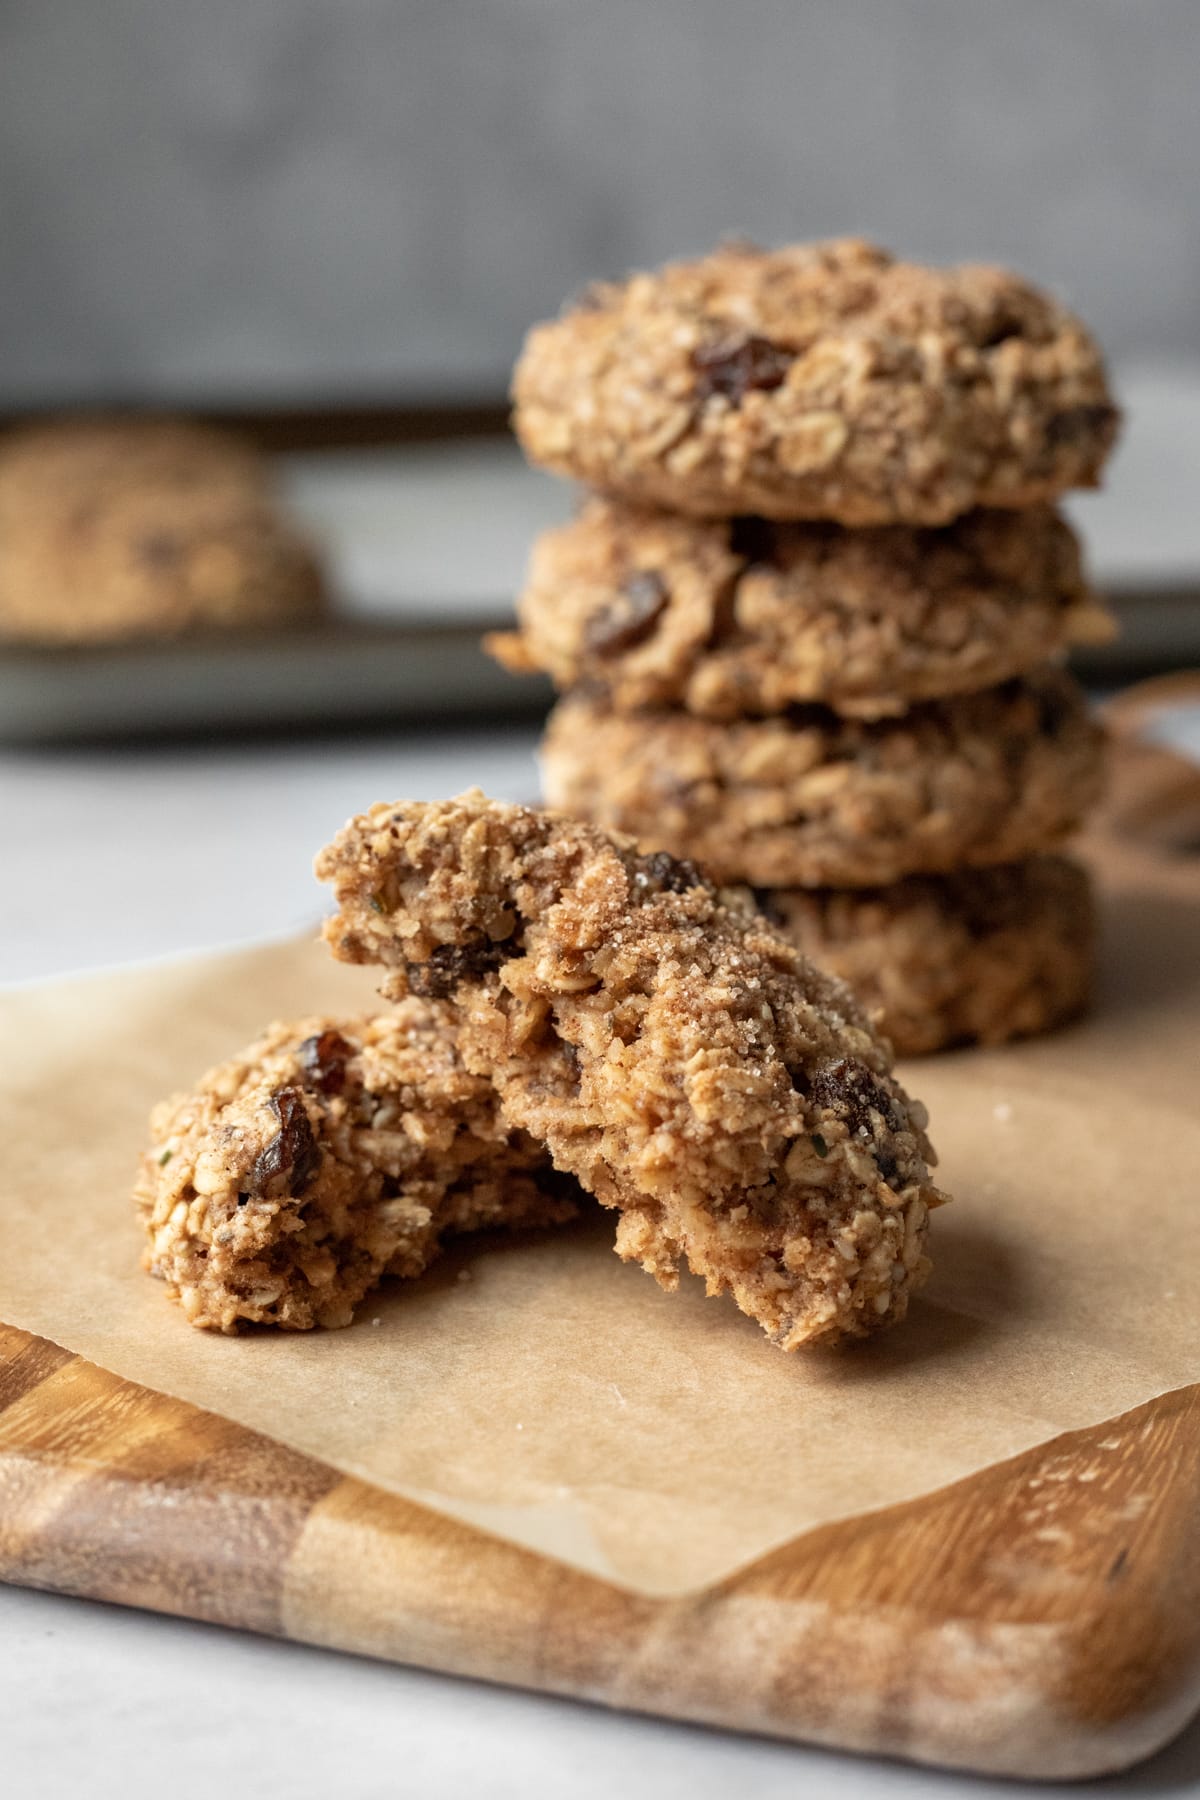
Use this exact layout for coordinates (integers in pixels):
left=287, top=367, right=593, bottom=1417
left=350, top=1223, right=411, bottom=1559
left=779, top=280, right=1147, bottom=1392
left=2, top=1325, right=1198, bottom=1781
left=2, top=707, right=1199, bottom=1783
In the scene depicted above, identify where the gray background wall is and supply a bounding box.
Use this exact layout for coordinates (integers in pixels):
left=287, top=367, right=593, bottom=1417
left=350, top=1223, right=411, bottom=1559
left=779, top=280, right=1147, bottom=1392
left=1, top=0, right=1197, bottom=406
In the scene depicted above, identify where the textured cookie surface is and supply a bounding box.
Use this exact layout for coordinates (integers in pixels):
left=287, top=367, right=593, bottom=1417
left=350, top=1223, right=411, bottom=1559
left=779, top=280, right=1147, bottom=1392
left=317, top=792, right=943, bottom=1349
left=137, top=1006, right=570, bottom=1332
left=491, top=498, right=1114, bottom=720
left=541, top=670, right=1106, bottom=889
left=761, top=856, right=1095, bottom=1056
left=512, top=238, right=1118, bottom=525
left=0, top=416, right=325, bottom=643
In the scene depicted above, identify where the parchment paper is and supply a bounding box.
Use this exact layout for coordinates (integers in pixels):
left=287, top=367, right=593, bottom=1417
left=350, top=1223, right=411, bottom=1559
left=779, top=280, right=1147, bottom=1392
left=1, top=835, right=1197, bottom=1598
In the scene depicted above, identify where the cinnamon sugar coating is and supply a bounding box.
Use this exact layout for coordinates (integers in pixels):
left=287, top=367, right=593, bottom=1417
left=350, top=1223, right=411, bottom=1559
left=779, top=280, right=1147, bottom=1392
left=316, top=792, right=944, bottom=1349
left=761, top=856, right=1095, bottom=1056
left=541, top=670, right=1106, bottom=888
left=137, top=1007, right=570, bottom=1332
left=513, top=239, right=1118, bottom=526
left=490, top=498, right=1114, bottom=720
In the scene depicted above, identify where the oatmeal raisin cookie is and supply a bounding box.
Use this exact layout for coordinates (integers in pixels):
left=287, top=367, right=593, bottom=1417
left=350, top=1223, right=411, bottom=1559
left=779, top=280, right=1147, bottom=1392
left=0, top=416, right=325, bottom=643
left=512, top=238, right=1118, bottom=525
left=137, top=1005, right=570, bottom=1332
left=760, top=856, right=1095, bottom=1056
left=540, top=670, right=1105, bottom=888
left=491, top=497, right=1113, bottom=719
left=316, top=792, right=944, bottom=1349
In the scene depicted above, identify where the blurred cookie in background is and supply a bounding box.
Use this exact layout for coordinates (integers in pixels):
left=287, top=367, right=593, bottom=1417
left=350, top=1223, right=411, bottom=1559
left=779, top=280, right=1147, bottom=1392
left=0, top=416, right=326, bottom=644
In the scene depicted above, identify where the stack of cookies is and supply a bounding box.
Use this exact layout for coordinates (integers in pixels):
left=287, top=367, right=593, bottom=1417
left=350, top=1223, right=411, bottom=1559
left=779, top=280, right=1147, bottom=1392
left=495, top=238, right=1120, bottom=1054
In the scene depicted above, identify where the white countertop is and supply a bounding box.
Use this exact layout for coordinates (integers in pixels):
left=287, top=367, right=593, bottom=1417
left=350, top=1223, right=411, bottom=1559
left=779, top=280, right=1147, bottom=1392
left=5, top=720, right=1200, bottom=1799
left=5, top=1579, right=1200, bottom=1800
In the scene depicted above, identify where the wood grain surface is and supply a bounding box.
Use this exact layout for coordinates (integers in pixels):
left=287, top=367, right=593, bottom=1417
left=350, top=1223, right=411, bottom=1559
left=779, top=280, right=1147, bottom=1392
left=1, top=1323, right=1198, bottom=1781
left=3, top=708, right=1199, bottom=1782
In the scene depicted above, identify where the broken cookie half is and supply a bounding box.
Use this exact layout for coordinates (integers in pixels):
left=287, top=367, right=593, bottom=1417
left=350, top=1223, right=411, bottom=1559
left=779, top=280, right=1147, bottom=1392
left=316, top=790, right=946, bottom=1349
left=137, top=1003, right=574, bottom=1332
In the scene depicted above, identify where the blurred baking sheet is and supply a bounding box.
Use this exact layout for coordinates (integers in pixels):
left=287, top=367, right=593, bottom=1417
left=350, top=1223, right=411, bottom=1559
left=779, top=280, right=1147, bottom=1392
left=281, top=439, right=573, bottom=621
left=1066, top=364, right=1200, bottom=680
left=0, top=620, right=552, bottom=742
left=1, top=369, right=1197, bottom=742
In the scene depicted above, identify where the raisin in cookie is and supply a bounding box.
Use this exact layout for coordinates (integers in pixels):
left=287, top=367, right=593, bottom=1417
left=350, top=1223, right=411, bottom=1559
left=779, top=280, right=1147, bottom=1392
left=541, top=669, right=1105, bottom=889
left=0, top=416, right=325, bottom=643
left=137, top=1006, right=572, bottom=1333
left=316, top=792, right=944, bottom=1349
left=760, top=856, right=1095, bottom=1056
left=490, top=497, right=1113, bottom=720
left=512, top=239, right=1118, bottom=526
